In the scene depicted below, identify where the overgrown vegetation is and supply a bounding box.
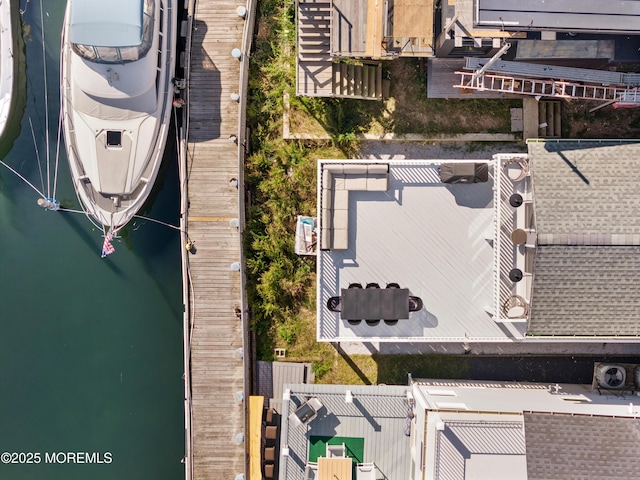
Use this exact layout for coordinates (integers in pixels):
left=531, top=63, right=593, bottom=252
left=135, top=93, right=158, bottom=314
left=245, top=1, right=346, bottom=364
left=245, top=1, right=519, bottom=381
left=380, top=59, right=519, bottom=135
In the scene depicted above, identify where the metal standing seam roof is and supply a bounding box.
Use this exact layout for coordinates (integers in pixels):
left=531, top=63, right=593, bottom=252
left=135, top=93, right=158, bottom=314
left=477, top=0, right=640, bottom=33
left=256, top=361, right=314, bottom=412
left=70, top=0, right=144, bottom=47
left=524, top=413, right=640, bottom=480
left=435, top=421, right=526, bottom=479
left=527, top=141, right=640, bottom=337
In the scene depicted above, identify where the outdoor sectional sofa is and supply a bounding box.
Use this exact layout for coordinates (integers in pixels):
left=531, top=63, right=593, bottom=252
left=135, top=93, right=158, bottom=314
left=320, top=163, right=389, bottom=250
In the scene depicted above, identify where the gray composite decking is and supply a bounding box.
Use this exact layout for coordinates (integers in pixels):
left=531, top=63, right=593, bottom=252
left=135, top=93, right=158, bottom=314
left=316, top=159, right=531, bottom=342
left=186, top=1, right=246, bottom=479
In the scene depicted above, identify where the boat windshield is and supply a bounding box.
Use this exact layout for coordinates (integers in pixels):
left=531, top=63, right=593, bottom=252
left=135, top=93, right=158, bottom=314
left=72, top=0, right=154, bottom=64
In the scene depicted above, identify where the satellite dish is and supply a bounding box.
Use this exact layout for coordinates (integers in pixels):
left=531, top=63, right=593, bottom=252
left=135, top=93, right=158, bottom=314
left=596, top=364, right=626, bottom=389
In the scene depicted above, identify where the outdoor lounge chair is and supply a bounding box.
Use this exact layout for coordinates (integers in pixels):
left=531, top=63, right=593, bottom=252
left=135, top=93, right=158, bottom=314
left=356, top=462, right=376, bottom=480
left=326, top=442, right=346, bottom=457
left=289, top=397, right=323, bottom=428
left=304, top=461, right=318, bottom=480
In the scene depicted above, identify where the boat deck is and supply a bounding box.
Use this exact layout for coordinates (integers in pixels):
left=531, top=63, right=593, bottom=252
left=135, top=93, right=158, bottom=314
left=184, top=1, right=249, bottom=479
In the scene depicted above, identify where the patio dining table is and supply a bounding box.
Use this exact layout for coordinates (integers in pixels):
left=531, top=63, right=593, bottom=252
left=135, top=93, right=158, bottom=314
left=340, top=287, right=410, bottom=320
left=318, top=457, right=352, bottom=480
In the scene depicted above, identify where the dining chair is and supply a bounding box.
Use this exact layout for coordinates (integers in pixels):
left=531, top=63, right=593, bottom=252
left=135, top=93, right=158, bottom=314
left=384, top=319, right=398, bottom=326
left=263, top=446, right=276, bottom=462
left=348, top=283, right=363, bottom=289
left=386, top=282, right=400, bottom=289
left=409, top=296, right=423, bottom=312
left=365, top=319, right=380, bottom=326
left=264, top=463, right=275, bottom=479
left=265, top=425, right=278, bottom=440
left=366, top=282, right=380, bottom=289
left=264, top=407, right=275, bottom=425
left=348, top=319, right=362, bottom=325
left=326, top=442, right=346, bottom=458
left=326, top=296, right=341, bottom=312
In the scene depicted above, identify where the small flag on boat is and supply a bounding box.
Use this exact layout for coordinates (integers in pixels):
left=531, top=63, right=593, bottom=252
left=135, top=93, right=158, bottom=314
left=101, top=233, right=115, bottom=258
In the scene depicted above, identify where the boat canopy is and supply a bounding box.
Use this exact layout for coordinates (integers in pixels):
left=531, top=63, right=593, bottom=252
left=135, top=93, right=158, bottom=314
left=70, top=0, right=144, bottom=47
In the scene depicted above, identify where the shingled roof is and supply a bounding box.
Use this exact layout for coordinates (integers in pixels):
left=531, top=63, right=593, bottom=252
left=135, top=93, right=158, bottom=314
left=529, top=245, right=640, bottom=336
left=527, top=141, right=640, bottom=336
left=524, top=412, right=640, bottom=480
left=530, top=141, right=640, bottom=236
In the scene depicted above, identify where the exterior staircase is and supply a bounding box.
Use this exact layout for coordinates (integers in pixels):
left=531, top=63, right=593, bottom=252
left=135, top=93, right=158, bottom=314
left=332, top=62, right=383, bottom=100
left=297, top=0, right=333, bottom=97
left=537, top=101, right=561, bottom=138
left=297, top=0, right=383, bottom=100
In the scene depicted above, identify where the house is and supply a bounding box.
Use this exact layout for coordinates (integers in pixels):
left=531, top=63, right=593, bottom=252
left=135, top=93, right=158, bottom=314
left=296, top=0, right=640, bottom=100
left=277, top=374, right=640, bottom=480
left=277, top=383, right=413, bottom=480
left=525, top=140, right=640, bottom=337
left=316, top=140, right=640, bottom=343
left=436, top=0, right=640, bottom=58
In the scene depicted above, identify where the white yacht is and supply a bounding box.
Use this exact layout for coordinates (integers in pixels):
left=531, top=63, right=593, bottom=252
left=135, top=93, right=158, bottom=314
left=61, top=0, right=177, bottom=232
left=0, top=0, right=16, bottom=138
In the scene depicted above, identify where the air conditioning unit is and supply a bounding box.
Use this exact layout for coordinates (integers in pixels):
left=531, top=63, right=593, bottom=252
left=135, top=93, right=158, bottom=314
left=596, top=364, right=626, bottom=389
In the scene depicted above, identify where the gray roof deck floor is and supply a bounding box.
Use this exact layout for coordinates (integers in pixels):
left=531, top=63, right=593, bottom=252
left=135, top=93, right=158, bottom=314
left=318, top=160, right=528, bottom=342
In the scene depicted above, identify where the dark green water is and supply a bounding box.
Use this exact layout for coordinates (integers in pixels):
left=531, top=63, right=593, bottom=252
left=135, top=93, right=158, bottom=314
left=0, top=2, right=184, bottom=479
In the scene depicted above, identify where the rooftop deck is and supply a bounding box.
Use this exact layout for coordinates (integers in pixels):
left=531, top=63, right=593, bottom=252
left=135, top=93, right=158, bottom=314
left=278, top=384, right=412, bottom=480
left=331, top=0, right=435, bottom=57
left=317, top=158, right=533, bottom=343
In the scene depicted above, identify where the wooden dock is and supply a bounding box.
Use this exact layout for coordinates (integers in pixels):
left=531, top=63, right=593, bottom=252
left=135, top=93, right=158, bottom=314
left=182, top=1, right=253, bottom=479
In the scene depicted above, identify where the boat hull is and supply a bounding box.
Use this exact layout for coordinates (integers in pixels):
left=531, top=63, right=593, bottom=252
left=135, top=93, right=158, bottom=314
left=0, top=0, right=15, bottom=140
left=61, top=0, right=178, bottom=231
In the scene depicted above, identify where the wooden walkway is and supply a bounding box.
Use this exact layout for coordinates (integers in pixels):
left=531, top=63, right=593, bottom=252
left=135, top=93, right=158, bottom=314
left=183, top=1, right=251, bottom=479
left=427, top=58, right=520, bottom=99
